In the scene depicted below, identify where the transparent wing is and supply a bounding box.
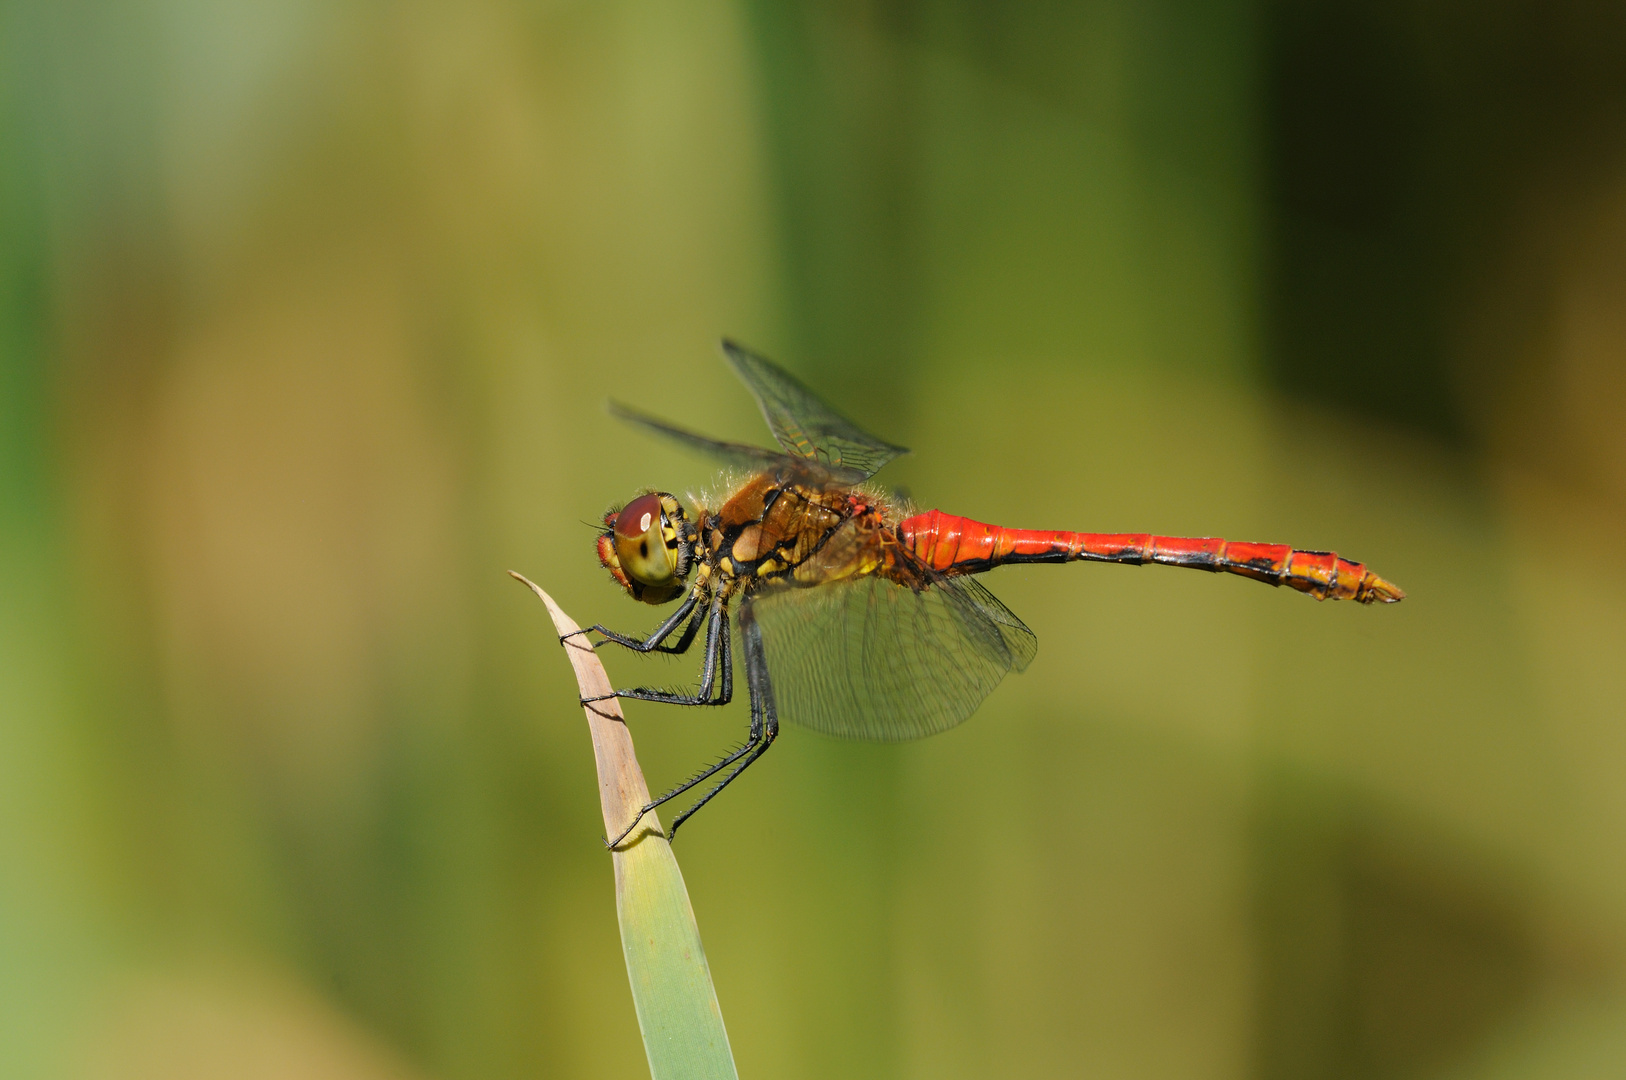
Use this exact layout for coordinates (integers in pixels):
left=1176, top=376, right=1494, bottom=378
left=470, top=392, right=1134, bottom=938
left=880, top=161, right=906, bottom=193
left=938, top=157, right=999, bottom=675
left=722, top=340, right=909, bottom=480
left=607, top=401, right=865, bottom=486
left=745, top=574, right=1037, bottom=742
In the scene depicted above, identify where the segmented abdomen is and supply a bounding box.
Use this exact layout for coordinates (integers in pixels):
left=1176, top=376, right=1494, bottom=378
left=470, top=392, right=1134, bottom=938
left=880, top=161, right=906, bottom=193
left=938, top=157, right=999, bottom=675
left=896, top=509, right=1404, bottom=604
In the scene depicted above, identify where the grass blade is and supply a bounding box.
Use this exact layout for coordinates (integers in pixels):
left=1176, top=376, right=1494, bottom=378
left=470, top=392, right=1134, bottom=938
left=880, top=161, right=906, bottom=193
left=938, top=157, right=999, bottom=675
left=510, top=572, right=738, bottom=1080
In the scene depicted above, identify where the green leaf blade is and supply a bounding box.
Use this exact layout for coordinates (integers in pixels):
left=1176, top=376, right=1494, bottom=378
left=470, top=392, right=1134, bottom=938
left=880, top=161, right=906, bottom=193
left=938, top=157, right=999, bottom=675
left=616, top=842, right=736, bottom=1079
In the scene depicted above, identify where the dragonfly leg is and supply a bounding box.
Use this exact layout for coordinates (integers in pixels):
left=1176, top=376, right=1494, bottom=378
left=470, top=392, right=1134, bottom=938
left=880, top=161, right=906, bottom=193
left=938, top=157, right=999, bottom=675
left=603, top=609, right=757, bottom=848
left=562, top=591, right=702, bottom=655
left=606, top=731, right=756, bottom=849
left=664, top=605, right=778, bottom=841
left=617, top=602, right=776, bottom=845
left=608, top=596, right=733, bottom=708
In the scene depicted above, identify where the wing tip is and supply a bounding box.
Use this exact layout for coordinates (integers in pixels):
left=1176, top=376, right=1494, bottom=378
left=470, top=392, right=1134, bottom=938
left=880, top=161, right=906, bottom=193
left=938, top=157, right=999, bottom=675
left=606, top=398, right=663, bottom=428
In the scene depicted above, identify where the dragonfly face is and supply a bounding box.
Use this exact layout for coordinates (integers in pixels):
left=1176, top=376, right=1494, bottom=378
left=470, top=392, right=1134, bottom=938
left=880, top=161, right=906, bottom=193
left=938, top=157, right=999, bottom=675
left=596, top=491, right=695, bottom=605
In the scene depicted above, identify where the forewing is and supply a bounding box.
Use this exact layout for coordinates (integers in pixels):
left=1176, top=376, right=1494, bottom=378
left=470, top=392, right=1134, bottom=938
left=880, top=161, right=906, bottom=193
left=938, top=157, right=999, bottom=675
left=746, top=574, right=1037, bottom=742
left=607, top=401, right=865, bottom=486
left=721, top=340, right=909, bottom=480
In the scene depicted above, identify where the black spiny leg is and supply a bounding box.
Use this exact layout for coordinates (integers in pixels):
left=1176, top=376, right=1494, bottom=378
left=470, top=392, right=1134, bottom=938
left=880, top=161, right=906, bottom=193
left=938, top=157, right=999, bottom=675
left=604, top=599, right=753, bottom=848
left=606, top=601, right=779, bottom=848
left=665, top=601, right=778, bottom=840
left=564, top=590, right=702, bottom=655
left=610, top=594, right=733, bottom=709
left=572, top=592, right=720, bottom=710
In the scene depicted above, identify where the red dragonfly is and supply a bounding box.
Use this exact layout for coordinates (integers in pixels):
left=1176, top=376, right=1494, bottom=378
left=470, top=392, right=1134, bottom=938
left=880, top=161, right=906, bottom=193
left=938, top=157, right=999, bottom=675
left=574, top=341, right=1403, bottom=846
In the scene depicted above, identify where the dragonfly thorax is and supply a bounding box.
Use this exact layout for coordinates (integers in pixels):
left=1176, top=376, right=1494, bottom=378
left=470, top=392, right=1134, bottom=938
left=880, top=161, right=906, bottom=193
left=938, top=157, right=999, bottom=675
left=597, top=491, right=696, bottom=604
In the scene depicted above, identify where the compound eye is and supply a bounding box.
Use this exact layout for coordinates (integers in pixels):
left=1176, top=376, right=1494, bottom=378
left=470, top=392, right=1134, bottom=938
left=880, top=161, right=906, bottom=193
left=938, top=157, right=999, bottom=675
left=613, top=493, right=676, bottom=587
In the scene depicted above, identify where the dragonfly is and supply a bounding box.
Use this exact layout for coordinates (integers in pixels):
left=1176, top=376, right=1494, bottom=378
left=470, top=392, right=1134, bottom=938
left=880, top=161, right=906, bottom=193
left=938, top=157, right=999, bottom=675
left=571, top=341, right=1404, bottom=847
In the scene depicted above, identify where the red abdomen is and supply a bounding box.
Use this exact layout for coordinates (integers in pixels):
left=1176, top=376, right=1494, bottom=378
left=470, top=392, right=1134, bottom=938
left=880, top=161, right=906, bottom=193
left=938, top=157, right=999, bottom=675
left=896, top=509, right=1404, bottom=604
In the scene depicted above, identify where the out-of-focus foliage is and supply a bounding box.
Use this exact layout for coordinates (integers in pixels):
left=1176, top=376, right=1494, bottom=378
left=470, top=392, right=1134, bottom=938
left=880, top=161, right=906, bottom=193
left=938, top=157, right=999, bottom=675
left=2, top=2, right=1624, bottom=1079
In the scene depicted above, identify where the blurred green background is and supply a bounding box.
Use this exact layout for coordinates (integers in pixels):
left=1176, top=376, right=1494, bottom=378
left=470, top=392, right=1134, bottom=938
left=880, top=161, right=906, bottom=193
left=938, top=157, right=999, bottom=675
left=4, top=2, right=1626, bottom=1078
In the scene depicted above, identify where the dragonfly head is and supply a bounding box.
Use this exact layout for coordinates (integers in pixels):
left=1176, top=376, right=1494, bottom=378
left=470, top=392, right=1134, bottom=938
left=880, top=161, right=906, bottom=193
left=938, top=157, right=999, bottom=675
left=597, top=491, right=695, bottom=604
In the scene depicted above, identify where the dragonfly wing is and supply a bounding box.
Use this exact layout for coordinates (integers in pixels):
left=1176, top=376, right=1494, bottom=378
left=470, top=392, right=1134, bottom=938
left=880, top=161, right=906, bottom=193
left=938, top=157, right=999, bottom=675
left=607, top=401, right=866, bottom=486
left=951, top=575, right=1039, bottom=674
left=745, top=573, right=1036, bottom=742
left=721, top=340, right=909, bottom=480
